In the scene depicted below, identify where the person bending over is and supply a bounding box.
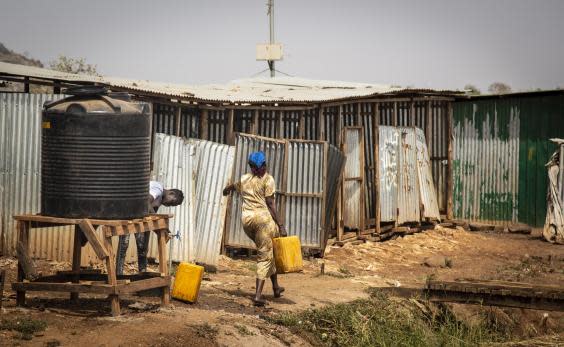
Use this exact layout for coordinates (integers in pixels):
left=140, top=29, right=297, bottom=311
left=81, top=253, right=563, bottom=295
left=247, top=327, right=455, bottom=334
left=116, top=181, right=184, bottom=276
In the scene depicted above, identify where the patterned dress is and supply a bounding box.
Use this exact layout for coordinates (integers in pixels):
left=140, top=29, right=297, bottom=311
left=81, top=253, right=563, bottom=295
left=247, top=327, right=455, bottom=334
left=235, top=173, right=280, bottom=279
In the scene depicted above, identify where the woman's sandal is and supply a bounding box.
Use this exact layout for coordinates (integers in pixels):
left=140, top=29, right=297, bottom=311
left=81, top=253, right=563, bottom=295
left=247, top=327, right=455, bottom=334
left=252, top=297, right=267, bottom=307
left=273, top=287, right=285, bottom=298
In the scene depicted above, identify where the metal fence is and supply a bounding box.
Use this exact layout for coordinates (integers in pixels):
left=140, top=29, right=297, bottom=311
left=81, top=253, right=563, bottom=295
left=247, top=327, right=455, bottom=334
left=149, top=134, right=234, bottom=266
left=378, top=126, right=440, bottom=225
left=225, top=133, right=345, bottom=250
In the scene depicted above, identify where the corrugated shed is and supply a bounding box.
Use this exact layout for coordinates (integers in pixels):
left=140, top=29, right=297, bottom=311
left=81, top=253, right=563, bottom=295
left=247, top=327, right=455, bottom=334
left=149, top=134, right=196, bottom=262
left=226, top=134, right=286, bottom=248
left=342, top=128, right=363, bottom=229
left=415, top=128, right=440, bottom=219
left=0, top=62, right=458, bottom=104
left=379, top=127, right=399, bottom=222
left=397, top=127, right=420, bottom=224
left=192, top=139, right=234, bottom=266
left=453, top=102, right=520, bottom=224
left=285, top=141, right=324, bottom=247
left=0, top=93, right=69, bottom=257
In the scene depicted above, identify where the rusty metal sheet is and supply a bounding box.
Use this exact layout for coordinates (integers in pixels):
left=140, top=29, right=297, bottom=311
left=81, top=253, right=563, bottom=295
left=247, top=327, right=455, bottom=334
left=397, top=127, right=420, bottom=224
left=416, top=128, right=440, bottom=219
left=342, top=127, right=363, bottom=229
left=378, top=126, right=399, bottom=222
left=226, top=134, right=286, bottom=248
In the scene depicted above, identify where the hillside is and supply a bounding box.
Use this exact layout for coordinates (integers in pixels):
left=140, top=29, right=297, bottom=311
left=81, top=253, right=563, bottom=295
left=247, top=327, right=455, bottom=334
left=0, top=42, right=43, bottom=67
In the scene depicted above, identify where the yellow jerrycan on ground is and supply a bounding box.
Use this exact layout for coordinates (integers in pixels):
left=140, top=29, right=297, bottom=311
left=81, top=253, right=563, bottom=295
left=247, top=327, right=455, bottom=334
left=171, top=262, right=204, bottom=303
left=273, top=235, right=303, bottom=273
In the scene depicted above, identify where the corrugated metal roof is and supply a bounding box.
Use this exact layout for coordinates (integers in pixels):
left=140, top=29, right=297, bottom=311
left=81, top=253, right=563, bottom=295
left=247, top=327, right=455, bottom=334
left=0, top=61, right=458, bottom=104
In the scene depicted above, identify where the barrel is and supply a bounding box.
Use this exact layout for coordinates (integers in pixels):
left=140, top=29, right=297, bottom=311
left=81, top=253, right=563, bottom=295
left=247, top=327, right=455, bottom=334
left=41, top=87, right=151, bottom=219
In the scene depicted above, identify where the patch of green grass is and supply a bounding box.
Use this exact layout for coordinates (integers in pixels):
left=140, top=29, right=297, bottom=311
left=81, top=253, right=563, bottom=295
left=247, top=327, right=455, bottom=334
left=268, top=289, right=510, bottom=347
left=235, top=323, right=255, bottom=336
left=0, top=317, right=47, bottom=340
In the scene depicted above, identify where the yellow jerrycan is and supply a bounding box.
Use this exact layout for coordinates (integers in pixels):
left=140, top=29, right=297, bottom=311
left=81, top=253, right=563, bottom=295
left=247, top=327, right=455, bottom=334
left=171, top=262, right=204, bottom=303
left=272, top=236, right=303, bottom=273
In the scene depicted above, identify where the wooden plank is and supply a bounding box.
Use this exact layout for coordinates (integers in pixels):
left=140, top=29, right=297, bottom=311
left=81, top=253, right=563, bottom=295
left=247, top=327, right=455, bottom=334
left=116, top=276, right=171, bottom=294
left=227, top=108, right=235, bottom=145
left=298, top=110, right=305, bottom=139
left=71, top=225, right=82, bottom=301
left=12, top=282, right=115, bottom=294
left=373, top=102, right=381, bottom=234
left=175, top=104, right=182, bottom=136
left=16, top=220, right=29, bottom=306
left=318, top=105, right=325, bottom=141
left=200, top=109, right=209, bottom=140
left=104, top=235, right=120, bottom=316
left=252, top=109, right=259, bottom=135
left=446, top=102, right=454, bottom=219
left=410, top=100, right=415, bottom=126
left=79, top=219, right=109, bottom=259
left=157, top=230, right=170, bottom=306
left=16, top=241, right=38, bottom=281
left=359, top=127, right=366, bottom=234
left=392, top=101, right=398, bottom=126
left=0, top=270, right=5, bottom=310
left=425, top=101, right=432, bottom=155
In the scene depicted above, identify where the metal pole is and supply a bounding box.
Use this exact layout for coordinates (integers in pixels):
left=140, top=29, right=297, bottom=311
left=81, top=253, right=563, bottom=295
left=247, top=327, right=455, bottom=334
left=268, top=0, right=275, bottom=77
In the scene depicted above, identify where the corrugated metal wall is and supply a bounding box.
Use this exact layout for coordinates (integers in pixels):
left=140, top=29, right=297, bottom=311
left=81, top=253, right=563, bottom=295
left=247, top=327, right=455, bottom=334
left=397, top=127, right=420, bottom=224
left=454, top=93, right=564, bottom=227
left=150, top=134, right=196, bottom=262
left=285, top=141, right=324, bottom=247
left=342, top=127, right=363, bottom=229
left=379, top=127, right=399, bottom=222
left=192, top=139, right=234, bottom=265
left=226, top=134, right=286, bottom=248
left=378, top=126, right=440, bottom=224
left=453, top=101, right=520, bottom=224
left=149, top=134, right=234, bottom=266
left=0, top=93, right=69, bottom=257
left=416, top=128, right=440, bottom=219
left=225, top=134, right=344, bottom=249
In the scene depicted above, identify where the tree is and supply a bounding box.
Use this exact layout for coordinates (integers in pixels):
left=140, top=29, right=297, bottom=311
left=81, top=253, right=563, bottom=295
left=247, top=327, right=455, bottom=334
left=49, top=55, right=99, bottom=76
left=487, top=82, right=512, bottom=94
left=463, top=84, right=481, bottom=95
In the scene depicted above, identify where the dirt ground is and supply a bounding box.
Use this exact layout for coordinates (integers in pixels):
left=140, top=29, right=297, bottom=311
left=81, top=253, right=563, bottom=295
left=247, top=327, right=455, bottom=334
left=1, top=227, right=563, bottom=346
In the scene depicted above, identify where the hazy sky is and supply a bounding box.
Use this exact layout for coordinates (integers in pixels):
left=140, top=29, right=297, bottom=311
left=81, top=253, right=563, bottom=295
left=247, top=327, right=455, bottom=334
left=1, top=0, right=563, bottom=92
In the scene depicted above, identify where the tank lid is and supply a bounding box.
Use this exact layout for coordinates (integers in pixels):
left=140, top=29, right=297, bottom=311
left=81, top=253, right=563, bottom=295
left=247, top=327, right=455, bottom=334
left=44, top=86, right=148, bottom=115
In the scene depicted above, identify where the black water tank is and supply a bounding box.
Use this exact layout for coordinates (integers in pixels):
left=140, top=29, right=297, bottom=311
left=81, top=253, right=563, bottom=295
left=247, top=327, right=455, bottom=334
left=41, top=88, right=151, bottom=219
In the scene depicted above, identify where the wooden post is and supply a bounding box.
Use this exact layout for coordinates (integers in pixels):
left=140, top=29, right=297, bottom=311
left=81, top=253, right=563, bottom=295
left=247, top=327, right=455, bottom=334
left=252, top=109, right=260, bottom=135
left=16, top=221, right=28, bottom=306
left=374, top=102, right=381, bottom=234
left=356, top=102, right=361, bottom=126
left=70, top=225, right=82, bottom=302
left=200, top=109, right=209, bottom=140
left=103, top=233, right=120, bottom=316
left=318, top=105, right=325, bottom=141
left=359, top=129, right=366, bottom=234
left=426, top=101, right=432, bottom=156
left=157, top=230, right=170, bottom=306
left=23, top=77, right=30, bottom=93
left=298, top=110, right=305, bottom=139
left=276, top=110, right=282, bottom=139
left=410, top=100, right=415, bottom=127
left=175, top=104, right=182, bottom=137
left=227, top=109, right=235, bottom=145
left=53, top=80, right=61, bottom=94
left=337, top=105, right=343, bottom=145
left=392, top=102, right=398, bottom=126
left=446, top=102, right=454, bottom=220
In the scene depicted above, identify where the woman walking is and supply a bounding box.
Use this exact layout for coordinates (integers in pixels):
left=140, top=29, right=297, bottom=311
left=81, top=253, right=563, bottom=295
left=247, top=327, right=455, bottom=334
left=223, top=151, right=286, bottom=306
